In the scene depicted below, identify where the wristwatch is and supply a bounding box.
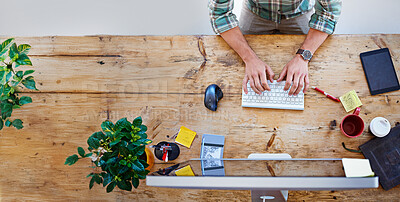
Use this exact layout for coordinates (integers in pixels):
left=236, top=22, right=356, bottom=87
left=296, top=49, right=313, bottom=61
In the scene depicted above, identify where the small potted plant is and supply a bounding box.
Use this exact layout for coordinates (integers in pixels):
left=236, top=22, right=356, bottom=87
left=65, top=117, right=154, bottom=192
left=0, top=38, right=38, bottom=130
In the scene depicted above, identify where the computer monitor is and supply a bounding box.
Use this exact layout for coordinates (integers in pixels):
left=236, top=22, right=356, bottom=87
left=146, top=154, right=379, bottom=202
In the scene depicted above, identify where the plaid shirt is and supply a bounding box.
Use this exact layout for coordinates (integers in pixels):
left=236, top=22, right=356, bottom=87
left=208, top=0, right=342, bottom=35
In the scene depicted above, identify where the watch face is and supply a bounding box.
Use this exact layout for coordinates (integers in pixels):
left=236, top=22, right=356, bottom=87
left=303, top=50, right=312, bottom=60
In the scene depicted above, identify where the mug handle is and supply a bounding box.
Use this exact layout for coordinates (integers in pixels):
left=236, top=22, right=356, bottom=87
left=353, top=107, right=361, bottom=115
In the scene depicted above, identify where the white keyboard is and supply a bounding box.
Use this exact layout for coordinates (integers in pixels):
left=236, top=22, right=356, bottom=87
left=242, top=80, right=304, bottom=110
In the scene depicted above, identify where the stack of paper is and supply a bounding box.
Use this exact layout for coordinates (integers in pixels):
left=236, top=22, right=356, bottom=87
left=342, top=158, right=375, bottom=177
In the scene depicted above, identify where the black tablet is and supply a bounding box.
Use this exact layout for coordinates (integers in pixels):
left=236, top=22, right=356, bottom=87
left=360, top=48, right=400, bottom=95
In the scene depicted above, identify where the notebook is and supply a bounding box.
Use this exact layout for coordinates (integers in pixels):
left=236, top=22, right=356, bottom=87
left=360, top=48, right=400, bottom=95
left=360, top=125, right=400, bottom=190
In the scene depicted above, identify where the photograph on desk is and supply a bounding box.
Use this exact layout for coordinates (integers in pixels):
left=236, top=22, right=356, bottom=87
left=1, top=0, right=400, bottom=201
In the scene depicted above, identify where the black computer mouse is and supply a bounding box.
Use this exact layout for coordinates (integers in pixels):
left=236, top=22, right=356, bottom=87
left=204, top=84, right=223, bottom=111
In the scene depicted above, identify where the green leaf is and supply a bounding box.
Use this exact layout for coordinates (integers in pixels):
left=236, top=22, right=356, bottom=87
left=9, top=43, right=18, bottom=61
left=106, top=157, right=117, bottom=165
left=16, top=53, right=32, bottom=66
left=116, top=118, right=132, bottom=131
left=91, top=131, right=106, bottom=141
left=10, top=80, right=19, bottom=87
left=131, top=160, right=145, bottom=172
left=12, top=119, right=23, bottom=129
left=17, top=44, right=31, bottom=54
left=0, top=119, right=3, bottom=130
left=5, top=119, right=11, bottom=127
left=93, top=175, right=102, bottom=184
left=84, top=153, right=92, bottom=157
left=132, top=116, right=142, bottom=127
left=19, top=96, right=32, bottom=105
left=117, top=180, right=132, bottom=191
left=64, top=154, right=79, bottom=165
left=118, top=166, right=129, bottom=174
left=131, top=145, right=145, bottom=156
left=136, top=139, right=152, bottom=146
left=137, top=131, right=148, bottom=139
left=137, top=174, right=146, bottom=180
left=138, top=159, right=149, bottom=168
left=119, top=159, right=127, bottom=166
left=16, top=71, right=23, bottom=78
left=106, top=181, right=116, bottom=193
left=0, top=38, right=14, bottom=57
left=103, top=173, right=112, bottom=187
left=109, top=165, right=119, bottom=176
left=101, top=120, right=115, bottom=134
left=109, top=138, right=121, bottom=147
left=1, top=102, right=13, bottom=119
left=0, top=71, right=6, bottom=85
left=89, top=177, right=95, bottom=189
left=132, top=177, right=139, bottom=189
left=78, top=147, right=85, bottom=157
left=139, top=125, right=147, bottom=132
left=87, top=137, right=100, bottom=149
left=23, top=70, right=35, bottom=76
left=21, top=76, right=37, bottom=90
left=2, top=71, right=12, bottom=85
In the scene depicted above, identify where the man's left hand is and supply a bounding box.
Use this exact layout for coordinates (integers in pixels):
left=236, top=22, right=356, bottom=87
left=277, top=54, right=310, bottom=96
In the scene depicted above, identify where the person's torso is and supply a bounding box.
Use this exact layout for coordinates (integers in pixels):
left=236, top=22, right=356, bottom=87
left=246, top=0, right=314, bottom=23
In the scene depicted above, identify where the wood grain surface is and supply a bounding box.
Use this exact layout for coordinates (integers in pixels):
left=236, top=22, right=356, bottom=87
left=0, top=35, right=399, bottom=201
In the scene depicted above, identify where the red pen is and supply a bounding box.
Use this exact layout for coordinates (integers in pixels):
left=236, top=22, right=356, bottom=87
left=312, top=86, right=341, bottom=102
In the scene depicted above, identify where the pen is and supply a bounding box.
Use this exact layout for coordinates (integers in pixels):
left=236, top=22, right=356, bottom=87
left=312, top=86, right=341, bottom=102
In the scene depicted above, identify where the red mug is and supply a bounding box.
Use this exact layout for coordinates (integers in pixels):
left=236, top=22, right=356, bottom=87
left=340, top=107, right=364, bottom=138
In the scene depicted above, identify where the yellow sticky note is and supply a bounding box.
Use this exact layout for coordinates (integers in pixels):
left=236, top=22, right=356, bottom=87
left=175, top=165, right=195, bottom=176
left=339, top=90, right=362, bottom=112
left=175, top=126, right=196, bottom=148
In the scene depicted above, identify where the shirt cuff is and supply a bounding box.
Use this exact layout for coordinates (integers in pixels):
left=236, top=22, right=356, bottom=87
left=211, top=15, right=239, bottom=34
left=308, top=14, right=336, bottom=35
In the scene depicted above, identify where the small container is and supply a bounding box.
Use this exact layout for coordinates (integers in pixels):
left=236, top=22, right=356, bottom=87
left=369, top=117, right=391, bottom=137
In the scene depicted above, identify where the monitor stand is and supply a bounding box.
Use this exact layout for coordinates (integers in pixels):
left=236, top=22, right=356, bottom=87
left=247, top=153, right=292, bottom=202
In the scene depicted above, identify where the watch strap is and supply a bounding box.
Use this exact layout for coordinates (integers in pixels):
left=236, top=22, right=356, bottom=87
left=296, top=49, right=305, bottom=55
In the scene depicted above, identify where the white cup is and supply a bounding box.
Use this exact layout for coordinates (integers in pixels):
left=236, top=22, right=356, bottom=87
left=369, top=117, right=391, bottom=137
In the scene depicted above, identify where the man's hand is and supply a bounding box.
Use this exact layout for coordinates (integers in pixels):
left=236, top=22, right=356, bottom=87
left=219, top=27, right=276, bottom=95
left=242, top=57, right=275, bottom=95
left=277, top=54, right=309, bottom=96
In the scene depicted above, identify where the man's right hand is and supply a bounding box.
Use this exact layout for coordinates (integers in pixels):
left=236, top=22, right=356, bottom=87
left=242, top=57, right=275, bottom=95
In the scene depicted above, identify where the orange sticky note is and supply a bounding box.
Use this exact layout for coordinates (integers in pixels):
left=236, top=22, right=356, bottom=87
left=175, top=126, right=196, bottom=148
left=175, top=165, right=195, bottom=176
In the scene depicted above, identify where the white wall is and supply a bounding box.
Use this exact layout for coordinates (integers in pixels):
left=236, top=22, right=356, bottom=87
left=1, top=0, right=399, bottom=36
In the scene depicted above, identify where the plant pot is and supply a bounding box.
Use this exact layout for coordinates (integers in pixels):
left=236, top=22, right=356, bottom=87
left=141, top=147, right=155, bottom=171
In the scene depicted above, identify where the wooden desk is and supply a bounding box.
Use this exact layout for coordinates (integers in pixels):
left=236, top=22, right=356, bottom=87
left=0, top=35, right=399, bottom=201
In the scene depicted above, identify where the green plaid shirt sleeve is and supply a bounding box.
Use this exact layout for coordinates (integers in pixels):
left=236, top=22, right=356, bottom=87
left=208, top=0, right=239, bottom=34
left=309, top=0, right=342, bottom=34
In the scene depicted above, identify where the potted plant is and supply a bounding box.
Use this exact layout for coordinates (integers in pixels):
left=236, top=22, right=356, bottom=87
left=0, top=38, right=38, bottom=130
left=65, top=117, right=154, bottom=192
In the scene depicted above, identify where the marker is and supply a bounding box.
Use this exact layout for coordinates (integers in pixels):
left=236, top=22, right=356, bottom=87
left=312, top=86, right=341, bottom=102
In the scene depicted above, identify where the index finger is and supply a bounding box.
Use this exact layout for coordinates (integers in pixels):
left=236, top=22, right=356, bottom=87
left=242, top=75, right=249, bottom=94
left=303, top=74, right=309, bottom=93
left=260, top=71, right=270, bottom=91
left=284, top=72, right=293, bottom=91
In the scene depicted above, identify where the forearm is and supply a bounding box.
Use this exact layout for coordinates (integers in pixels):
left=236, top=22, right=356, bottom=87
left=220, top=27, right=258, bottom=63
left=300, top=28, right=329, bottom=54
